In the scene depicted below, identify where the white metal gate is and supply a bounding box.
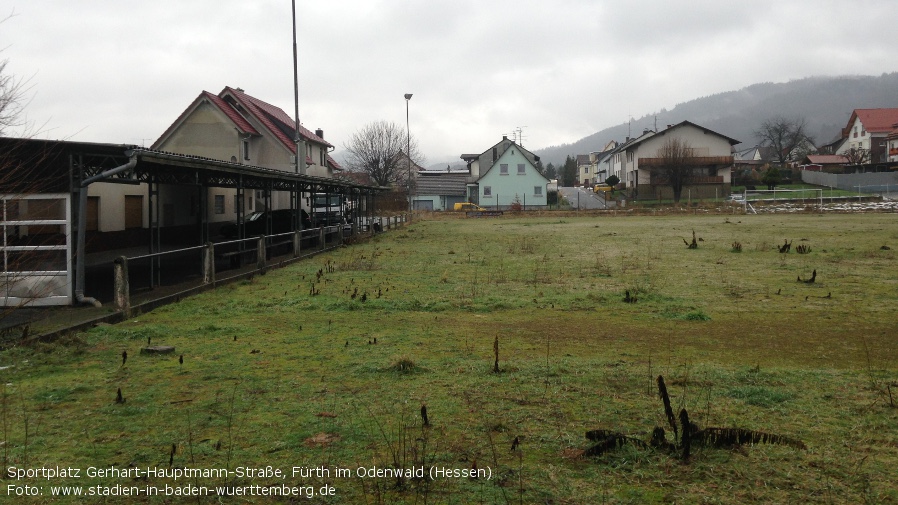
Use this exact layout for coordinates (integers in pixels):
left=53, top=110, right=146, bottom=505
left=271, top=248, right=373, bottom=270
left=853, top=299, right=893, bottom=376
left=1, top=194, right=73, bottom=306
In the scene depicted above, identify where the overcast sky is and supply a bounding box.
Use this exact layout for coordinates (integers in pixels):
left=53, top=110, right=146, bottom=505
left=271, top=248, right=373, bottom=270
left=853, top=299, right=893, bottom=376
left=2, top=0, right=894, bottom=165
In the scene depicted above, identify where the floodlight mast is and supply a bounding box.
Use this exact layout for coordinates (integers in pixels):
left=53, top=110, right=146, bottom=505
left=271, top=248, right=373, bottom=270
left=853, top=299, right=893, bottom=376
left=292, top=0, right=305, bottom=175
left=405, top=93, right=413, bottom=212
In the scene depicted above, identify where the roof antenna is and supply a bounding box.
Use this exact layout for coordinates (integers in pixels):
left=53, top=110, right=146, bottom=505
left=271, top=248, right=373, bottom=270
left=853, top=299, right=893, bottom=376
left=291, top=0, right=305, bottom=174
left=515, top=126, right=527, bottom=146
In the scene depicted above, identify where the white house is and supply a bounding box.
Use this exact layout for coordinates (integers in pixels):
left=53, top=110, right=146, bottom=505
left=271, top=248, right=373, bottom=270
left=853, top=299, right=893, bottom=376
left=834, top=108, right=898, bottom=165
left=576, top=154, right=591, bottom=186
left=609, top=121, right=739, bottom=200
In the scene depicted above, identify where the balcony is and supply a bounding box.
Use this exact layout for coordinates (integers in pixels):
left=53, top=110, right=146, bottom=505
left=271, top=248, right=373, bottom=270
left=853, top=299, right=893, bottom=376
left=639, top=156, right=734, bottom=168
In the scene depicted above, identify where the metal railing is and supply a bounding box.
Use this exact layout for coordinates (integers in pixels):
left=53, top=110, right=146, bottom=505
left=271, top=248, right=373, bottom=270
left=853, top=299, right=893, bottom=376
left=111, top=214, right=409, bottom=317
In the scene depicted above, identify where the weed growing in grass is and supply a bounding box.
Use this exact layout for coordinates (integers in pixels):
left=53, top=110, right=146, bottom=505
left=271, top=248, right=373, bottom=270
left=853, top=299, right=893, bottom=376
left=389, top=357, right=420, bottom=374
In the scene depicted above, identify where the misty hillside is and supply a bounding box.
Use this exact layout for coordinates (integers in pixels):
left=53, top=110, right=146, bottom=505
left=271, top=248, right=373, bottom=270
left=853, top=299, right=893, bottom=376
left=535, top=73, right=898, bottom=167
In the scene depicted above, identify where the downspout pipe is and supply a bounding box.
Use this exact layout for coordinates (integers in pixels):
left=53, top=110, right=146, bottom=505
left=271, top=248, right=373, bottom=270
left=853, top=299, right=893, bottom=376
left=75, top=151, right=138, bottom=307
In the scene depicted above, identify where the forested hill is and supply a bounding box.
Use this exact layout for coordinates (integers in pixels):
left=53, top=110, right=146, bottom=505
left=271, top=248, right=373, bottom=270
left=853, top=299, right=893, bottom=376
left=535, top=73, right=898, bottom=167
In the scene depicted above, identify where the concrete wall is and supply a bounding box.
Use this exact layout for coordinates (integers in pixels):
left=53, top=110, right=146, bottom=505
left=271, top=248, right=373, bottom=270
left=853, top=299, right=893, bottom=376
left=87, top=182, right=149, bottom=232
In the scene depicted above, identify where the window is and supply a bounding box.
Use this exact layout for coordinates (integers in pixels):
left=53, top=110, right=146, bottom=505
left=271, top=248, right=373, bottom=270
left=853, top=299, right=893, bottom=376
left=214, top=195, right=225, bottom=214
left=243, top=139, right=250, bottom=160
left=627, top=152, right=634, bottom=162
left=534, top=186, right=543, bottom=196
left=518, top=164, right=525, bottom=174
left=483, top=186, right=492, bottom=197
left=319, top=147, right=326, bottom=166
left=500, top=164, right=509, bottom=175
left=584, top=167, right=588, bottom=174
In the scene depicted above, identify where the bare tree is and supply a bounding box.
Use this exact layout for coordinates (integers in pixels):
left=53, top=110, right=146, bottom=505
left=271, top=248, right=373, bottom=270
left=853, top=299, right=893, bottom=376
left=0, top=30, right=63, bottom=323
left=753, top=116, right=813, bottom=166
left=654, top=137, right=695, bottom=203
left=0, top=60, right=27, bottom=136
left=843, top=146, right=870, bottom=166
left=0, top=13, right=31, bottom=137
left=342, top=121, right=424, bottom=187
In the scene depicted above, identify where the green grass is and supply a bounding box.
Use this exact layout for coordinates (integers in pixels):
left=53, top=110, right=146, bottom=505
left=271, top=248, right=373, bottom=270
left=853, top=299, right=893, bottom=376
left=1, top=213, right=897, bottom=504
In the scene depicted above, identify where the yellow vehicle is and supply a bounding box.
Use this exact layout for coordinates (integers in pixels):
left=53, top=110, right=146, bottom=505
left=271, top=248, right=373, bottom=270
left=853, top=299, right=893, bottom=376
left=453, top=202, right=487, bottom=212
left=593, top=184, right=613, bottom=193
left=453, top=202, right=503, bottom=216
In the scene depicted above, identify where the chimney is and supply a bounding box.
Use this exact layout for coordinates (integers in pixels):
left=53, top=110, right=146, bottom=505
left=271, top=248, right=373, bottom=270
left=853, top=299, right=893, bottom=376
left=315, top=128, right=324, bottom=139
left=643, top=128, right=651, bottom=135
left=502, top=135, right=508, bottom=140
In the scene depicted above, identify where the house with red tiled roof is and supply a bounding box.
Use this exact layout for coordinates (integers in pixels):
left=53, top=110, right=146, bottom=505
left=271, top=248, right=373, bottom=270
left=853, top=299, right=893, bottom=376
left=153, top=87, right=342, bottom=225
left=834, top=108, right=898, bottom=165
left=154, top=87, right=339, bottom=177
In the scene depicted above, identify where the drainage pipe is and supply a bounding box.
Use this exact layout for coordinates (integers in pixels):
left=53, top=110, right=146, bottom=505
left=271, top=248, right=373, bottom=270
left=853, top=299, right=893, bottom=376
left=75, top=151, right=138, bottom=307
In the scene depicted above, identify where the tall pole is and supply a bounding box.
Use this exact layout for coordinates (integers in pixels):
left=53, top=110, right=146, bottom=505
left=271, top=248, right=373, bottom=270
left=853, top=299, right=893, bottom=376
left=405, top=93, right=413, bottom=212
left=292, top=0, right=304, bottom=175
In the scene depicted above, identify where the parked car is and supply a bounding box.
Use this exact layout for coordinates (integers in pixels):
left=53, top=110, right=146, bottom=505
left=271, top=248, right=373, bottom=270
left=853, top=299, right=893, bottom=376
left=726, top=194, right=745, bottom=203
left=220, top=209, right=311, bottom=239
left=453, top=202, right=487, bottom=212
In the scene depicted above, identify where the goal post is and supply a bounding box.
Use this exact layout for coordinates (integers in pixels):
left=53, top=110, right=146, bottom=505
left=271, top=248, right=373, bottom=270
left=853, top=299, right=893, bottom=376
left=741, top=188, right=824, bottom=210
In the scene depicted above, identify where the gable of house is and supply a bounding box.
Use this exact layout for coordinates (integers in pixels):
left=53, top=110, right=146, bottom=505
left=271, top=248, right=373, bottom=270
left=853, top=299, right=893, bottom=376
left=842, top=109, right=898, bottom=137
left=475, top=143, right=549, bottom=208
left=836, top=109, right=898, bottom=163
left=466, top=136, right=540, bottom=179
left=631, top=122, right=739, bottom=165
left=154, top=87, right=333, bottom=177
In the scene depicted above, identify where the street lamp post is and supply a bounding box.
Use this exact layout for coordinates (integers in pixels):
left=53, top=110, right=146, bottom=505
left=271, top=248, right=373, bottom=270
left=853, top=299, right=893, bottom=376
left=405, top=93, right=413, bottom=213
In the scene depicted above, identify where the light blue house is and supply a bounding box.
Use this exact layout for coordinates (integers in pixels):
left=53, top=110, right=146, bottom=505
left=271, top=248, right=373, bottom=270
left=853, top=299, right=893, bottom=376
left=461, top=136, right=550, bottom=209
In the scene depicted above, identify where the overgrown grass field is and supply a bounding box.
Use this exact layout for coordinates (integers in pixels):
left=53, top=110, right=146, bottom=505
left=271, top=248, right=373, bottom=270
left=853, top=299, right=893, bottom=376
left=2, top=212, right=897, bottom=503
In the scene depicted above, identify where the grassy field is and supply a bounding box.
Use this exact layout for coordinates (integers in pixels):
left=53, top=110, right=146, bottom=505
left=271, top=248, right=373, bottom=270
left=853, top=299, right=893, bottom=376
left=2, top=212, right=897, bottom=504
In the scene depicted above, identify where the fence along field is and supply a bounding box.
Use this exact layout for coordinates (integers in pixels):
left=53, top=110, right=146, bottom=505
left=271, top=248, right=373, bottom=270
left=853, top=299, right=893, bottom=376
left=1, top=212, right=897, bottom=504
